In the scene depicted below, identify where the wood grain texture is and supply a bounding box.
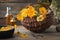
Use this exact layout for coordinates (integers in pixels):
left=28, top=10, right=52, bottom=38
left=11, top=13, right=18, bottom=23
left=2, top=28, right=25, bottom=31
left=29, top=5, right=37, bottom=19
left=0, top=3, right=31, bottom=25
left=0, top=3, right=31, bottom=17
left=0, top=0, right=37, bottom=3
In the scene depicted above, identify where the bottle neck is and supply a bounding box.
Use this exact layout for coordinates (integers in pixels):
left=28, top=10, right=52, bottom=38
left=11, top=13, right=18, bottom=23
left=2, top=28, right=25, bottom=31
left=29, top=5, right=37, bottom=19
left=5, top=7, right=12, bottom=17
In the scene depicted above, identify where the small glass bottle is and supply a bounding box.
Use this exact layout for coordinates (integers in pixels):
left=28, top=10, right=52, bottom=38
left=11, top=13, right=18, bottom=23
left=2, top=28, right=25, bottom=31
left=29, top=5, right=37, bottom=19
left=5, top=7, right=17, bottom=29
left=5, top=7, right=13, bottom=26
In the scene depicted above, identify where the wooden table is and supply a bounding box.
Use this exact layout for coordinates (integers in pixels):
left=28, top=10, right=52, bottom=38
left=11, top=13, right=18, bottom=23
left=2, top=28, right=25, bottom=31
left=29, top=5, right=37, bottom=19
left=0, top=25, right=60, bottom=40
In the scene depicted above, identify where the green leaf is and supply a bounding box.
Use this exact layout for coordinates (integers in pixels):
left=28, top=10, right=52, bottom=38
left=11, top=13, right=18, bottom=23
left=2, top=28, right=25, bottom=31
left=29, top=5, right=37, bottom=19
left=37, top=12, right=41, bottom=16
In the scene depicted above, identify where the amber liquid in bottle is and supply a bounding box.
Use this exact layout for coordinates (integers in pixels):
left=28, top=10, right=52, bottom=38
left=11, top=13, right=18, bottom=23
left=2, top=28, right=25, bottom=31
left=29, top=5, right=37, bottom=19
left=6, top=14, right=13, bottom=25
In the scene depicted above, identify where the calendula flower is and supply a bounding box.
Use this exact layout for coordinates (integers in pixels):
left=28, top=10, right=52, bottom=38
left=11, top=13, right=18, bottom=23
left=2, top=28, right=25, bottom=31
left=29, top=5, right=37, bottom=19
left=39, top=7, right=47, bottom=16
left=20, top=8, right=28, bottom=13
left=27, top=6, right=37, bottom=18
left=21, top=13, right=27, bottom=18
left=16, top=13, right=24, bottom=21
left=37, top=15, right=44, bottom=21
left=20, top=8, right=28, bottom=17
left=28, top=6, right=35, bottom=11
left=27, top=12, right=37, bottom=18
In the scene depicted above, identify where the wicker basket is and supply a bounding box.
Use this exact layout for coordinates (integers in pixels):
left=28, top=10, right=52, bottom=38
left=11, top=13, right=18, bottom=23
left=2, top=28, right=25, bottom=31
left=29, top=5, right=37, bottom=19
left=22, top=8, right=54, bottom=33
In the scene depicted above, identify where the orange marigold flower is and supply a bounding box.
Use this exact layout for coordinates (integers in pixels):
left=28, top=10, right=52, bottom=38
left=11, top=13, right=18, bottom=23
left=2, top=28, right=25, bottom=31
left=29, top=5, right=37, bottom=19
left=28, top=6, right=35, bottom=11
left=27, top=6, right=37, bottom=18
left=16, top=13, right=24, bottom=21
left=39, top=7, right=47, bottom=16
left=27, top=11, right=37, bottom=18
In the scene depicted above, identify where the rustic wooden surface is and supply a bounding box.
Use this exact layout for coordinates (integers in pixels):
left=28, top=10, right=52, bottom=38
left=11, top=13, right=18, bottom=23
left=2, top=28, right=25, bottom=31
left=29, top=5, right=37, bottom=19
left=0, top=3, right=31, bottom=25
left=0, top=0, right=37, bottom=3
left=0, top=3, right=31, bottom=17
left=0, top=25, right=60, bottom=40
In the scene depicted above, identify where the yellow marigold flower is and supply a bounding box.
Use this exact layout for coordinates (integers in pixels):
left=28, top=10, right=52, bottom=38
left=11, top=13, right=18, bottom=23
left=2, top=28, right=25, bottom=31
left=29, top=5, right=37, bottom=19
left=20, top=8, right=28, bottom=13
left=21, top=13, right=27, bottom=17
left=16, top=13, right=24, bottom=21
left=37, top=15, right=44, bottom=21
left=39, top=7, right=47, bottom=16
left=20, top=8, right=28, bottom=17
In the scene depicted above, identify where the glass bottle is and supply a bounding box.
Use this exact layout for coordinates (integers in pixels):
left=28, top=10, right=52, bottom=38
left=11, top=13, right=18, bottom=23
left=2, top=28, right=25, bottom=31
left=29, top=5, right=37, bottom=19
left=5, top=7, right=17, bottom=28
left=5, top=7, right=13, bottom=26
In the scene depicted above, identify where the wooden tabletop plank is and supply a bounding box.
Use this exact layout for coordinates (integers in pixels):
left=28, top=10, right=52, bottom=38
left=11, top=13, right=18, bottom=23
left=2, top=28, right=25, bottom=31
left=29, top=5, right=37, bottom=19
left=0, top=0, right=37, bottom=3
